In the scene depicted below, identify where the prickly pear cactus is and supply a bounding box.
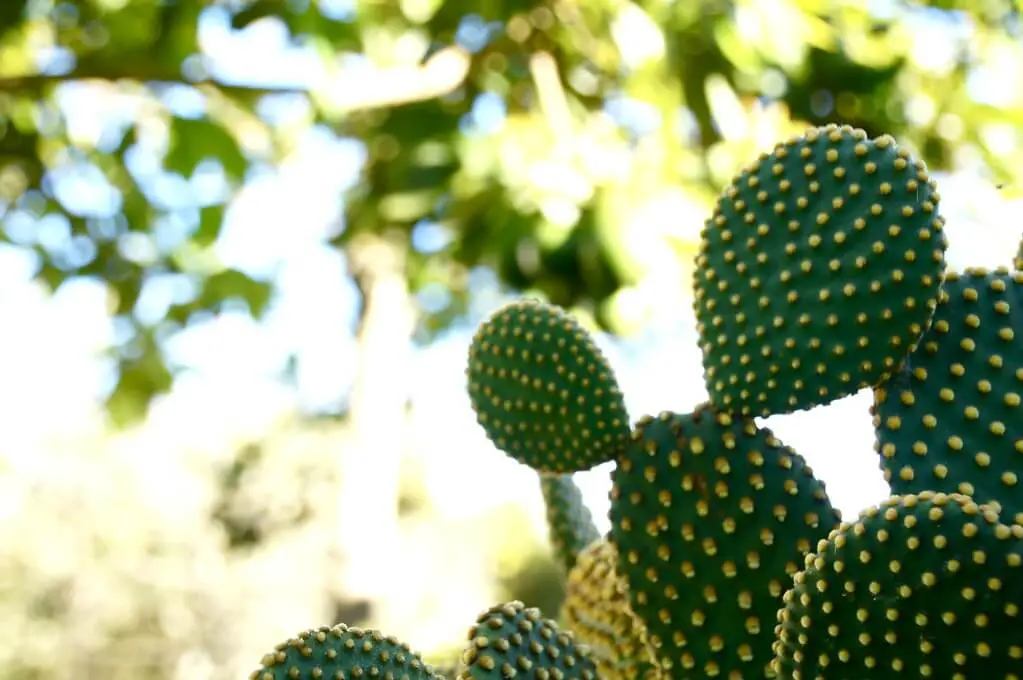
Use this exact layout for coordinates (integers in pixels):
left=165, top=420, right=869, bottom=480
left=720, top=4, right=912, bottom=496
left=466, top=298, right=631, bottom=473
left=248, top=624, right=438, bottom=680
left=459, top=600, right=598, bottom=680
left=609, top=406, right=841, bottom=677
left=539, top=473, right=601, bottom=574
left=693, top=124, right=947, bottom=417
left=872, top=267, right=1023, bottom=525
left=560, top=539, right=660, bottom=680
left=773, top=491, right=1023, bottom=678
left=253, top=123, right=1023, bottom=680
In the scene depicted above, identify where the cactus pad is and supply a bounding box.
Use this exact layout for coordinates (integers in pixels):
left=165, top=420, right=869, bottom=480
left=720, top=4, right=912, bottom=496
left=772, top=491, right=1023, bottom=679
left=458, top=600, right=598, bottom=679
left=693, top=123, right=948, bottom=417
left=872, top=267, right=1023, bottom=525
left=560, top=539, right=663, bottom=680
left=249, top=623, right=437, bottom=680
left=466, top=299, right=631, bottom=473
left=540, top=473, right=601, bottom=573
left=609, top=406, right=841, bottom=677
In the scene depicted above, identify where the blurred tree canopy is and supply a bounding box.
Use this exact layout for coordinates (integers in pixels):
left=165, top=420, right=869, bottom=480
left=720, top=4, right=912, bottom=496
left=1, top=0, right=1021, bottom=423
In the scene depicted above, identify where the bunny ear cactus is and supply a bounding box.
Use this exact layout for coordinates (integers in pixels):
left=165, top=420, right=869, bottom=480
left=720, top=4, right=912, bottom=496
left=609, top=406, right=841, bottom=677
left=772, top=491, right=1023, bottom=678
left=251, top=601, right=598, bottom=680
left=693, top=124, right=948, bottom=417
left=560, top=539, right=661, bottom=680
left=539, top=473, right=601, bottom=574
left=466, top=298, right=631, bottom=474
left=248, top=624, right=440, bottom=680
left=459, top=600, right=598, bottom=680
left=252, top=122, right=1023, bottom=680
left=871, top=267, right=1023, bottom=525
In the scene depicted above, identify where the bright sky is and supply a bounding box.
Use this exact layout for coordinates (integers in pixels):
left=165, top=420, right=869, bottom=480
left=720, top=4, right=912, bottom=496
left=2, top=3, right=1023, bottom=535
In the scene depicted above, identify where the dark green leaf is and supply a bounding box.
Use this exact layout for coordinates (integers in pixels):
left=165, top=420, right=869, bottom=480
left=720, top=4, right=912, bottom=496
left=165, top=116, right=247, bottom=180
left=195, top=204, right=224, bottom=247
left=105, top=337, right=174, bottom=428
left=201, top=268, right=273, bottom=316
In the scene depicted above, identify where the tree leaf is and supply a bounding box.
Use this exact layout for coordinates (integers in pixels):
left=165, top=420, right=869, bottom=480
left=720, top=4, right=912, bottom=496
left=165, top=117, right=247, bottom=180
left=201, top=268, right=273, bottom=316
left=195, top=204, right=224, bottom=247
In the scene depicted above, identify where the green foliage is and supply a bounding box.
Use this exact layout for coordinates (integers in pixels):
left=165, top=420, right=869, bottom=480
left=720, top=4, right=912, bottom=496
left=693, top=124, right=948, bottom=417
left=609, top=407, right=840, bottom=677
left=538, top=473, right=601, bottom=574
left=872, top=268, right=1023, bottom=526
left=773, top=491, right=1023, bottom=679
left=2, top=0, right=1018, bottom=425
left=249, top=624, right=439, bottom=680
left=466, top=298, right=631, bottom=473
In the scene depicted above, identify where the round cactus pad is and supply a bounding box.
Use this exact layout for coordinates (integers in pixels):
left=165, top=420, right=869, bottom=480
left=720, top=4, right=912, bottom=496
left=693, top=124, right=948, bottom=417
left=459, top=600, right=598, bottom=680
left=873, top=267, right=1023, bottom=525
left=773, top=492, right=1023, bottom=679
left=609, top=406, right=841, bottom=678
left=466, top=299, right=631, bottom=473
left=249, top=624, right=437, bottom=680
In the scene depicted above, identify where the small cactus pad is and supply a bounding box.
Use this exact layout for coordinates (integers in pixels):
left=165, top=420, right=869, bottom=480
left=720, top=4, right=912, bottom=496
left=560, top=539, right=663, bottom=680
left=609, top=406, right=841, bottom=678
left=458, top=600, right=598, bottom=679
left=772, top=491, right=1023, bottom=679
left=540, top=473, right=601, bottom=573
left=466, top=299, right=631, bottom=473
left=693, top=123, right=948, bottom=417
left=872, top=267, right=1023, bottom=525
left=249, top=623, right=437, bottom=680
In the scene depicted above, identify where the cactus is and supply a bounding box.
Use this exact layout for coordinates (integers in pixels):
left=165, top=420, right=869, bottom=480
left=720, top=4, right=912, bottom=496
left=609, top=406, right=841, bottom=677
left=465, top=298, right=631, bottom=473
left=539, top=473, right=601, bottom=573
left=248, top=624, right=439, bottom=680
left=458, top=600, right=599, bottom=679
left=249, top=602, right=596, bottom=680
left=872, top=267, right=1023, bottom=525
left=559, top=539, right=660, bottom=680
left=252, top=123, right=1023, bottom=680
left=693, top=124, right=947, bottom=417
left=772, top=491, right=1023, bottom=678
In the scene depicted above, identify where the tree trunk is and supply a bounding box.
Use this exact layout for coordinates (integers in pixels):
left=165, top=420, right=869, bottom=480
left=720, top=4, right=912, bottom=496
left=328, top=231, right=416, bottom=628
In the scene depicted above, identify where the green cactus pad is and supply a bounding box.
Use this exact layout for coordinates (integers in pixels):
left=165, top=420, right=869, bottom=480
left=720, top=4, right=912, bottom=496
left=561, top=539, right=664, bottom=680
left=249, top=623, right=437, bottom=680
left=693, top=123, right=948, bottom=417
left=609, top=406, right=841, bottom=678
left=872, top=267, right=1023, bottom=525
left=466, top=299, right=631, bottom=473
left=772, top=491, right=1023, bottom=679
left=540, top=473, right=601, bottom=573
left=458, top=600, right=598, bottom=680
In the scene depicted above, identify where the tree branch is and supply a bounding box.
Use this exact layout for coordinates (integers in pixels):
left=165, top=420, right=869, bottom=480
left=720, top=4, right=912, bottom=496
left=0, top=71, right=304, bottom=99
left=0, top=46, right=473, bottom=112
